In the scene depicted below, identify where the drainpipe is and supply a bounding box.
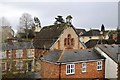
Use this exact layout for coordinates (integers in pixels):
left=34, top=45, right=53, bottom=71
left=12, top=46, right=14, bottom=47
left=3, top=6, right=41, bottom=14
left=57, top=62, right=61, bottom=80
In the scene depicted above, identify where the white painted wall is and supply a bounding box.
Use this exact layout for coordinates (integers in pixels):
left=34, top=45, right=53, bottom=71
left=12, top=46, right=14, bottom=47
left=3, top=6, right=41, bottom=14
left=95, top=47, right=118, bottom=78
left=80, top=36, right=99, bottom=43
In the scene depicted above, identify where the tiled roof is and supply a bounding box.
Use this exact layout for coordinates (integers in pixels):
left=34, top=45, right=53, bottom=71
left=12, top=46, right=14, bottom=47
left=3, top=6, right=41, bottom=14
left=0, top=42, right=34, bottom=51
left=76, top=29, right=86, bottom=36
left=42, top=49, right=105, bottom=63
left=81, top=29, right=100, bottom=36
left=97, top=45, right=120, bottom=63
left=85, top=39, right=116, bottom=48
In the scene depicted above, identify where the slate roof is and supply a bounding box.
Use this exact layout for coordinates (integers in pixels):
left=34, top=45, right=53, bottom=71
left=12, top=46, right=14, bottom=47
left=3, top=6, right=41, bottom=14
left=81, top=29, right=100, bottom=36
left=33, top=23, right=76, bottom=49
left=42, top=49, right=105, bottom=63
left=0, top=42, right=34, bottom=51
left=97, top=45, right=120, bottom=63
left=76, top=29, right=86, bottom=36
left=85, top=39, right=116, bottom=48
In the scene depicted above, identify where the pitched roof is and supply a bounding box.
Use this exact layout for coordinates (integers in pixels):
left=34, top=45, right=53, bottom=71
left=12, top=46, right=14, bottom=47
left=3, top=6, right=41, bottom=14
left=97, top=45, right=120, bottom=63
left=33, top=23, right=75, bottom=49
left=81, top=29, right=100, bottom=36
left=76, top=29, right=86, bottom=36
left=85, top=39, right=116, bottom=48
left=0, top=42, right=34, bottom=51
left=42, top=49, right=105, bottom=64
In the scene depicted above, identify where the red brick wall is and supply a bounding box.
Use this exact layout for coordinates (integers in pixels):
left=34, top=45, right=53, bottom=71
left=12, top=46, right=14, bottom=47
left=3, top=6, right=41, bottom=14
left=41, top=61, right=59, bottom=78
left=41, top=60, right=105, bottom=78
left=60, top=61, right=105, bottom=78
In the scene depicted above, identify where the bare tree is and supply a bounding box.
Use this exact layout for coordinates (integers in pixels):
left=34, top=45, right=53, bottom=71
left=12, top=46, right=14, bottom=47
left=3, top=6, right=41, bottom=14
left=19, top=13, right=33, bottom=29
left=19, top=13, right=33, bottom=39
left=0, top=17, right=10, bottom=27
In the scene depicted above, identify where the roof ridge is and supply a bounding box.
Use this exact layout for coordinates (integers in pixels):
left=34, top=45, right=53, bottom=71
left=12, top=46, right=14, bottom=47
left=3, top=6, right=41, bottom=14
left=57, top=50, right=65, bottom=62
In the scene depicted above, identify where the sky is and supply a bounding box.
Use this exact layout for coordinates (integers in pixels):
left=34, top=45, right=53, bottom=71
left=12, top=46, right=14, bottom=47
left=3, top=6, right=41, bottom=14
left=0, top=0, right=119, bottom=32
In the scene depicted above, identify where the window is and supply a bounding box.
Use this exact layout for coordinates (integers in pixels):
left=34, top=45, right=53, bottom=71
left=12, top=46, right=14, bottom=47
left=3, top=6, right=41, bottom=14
left=71, top=38, right=74, bottom=46
left=27, top=49, right=34, bottom=58
left=16, top=50, right=23, bottom=58
left=64, top=38, right=67, bottom=46
left=68, top=34, right=71, bottom=45
left=82, top=63, right=86, bottom=73
left=0, top=51, right=6, bottom=59
left=2, top=62, right=6, bottom=71
left=16, top=61, right=23, bottom=70
left=97, top=61, right=102, bottom=70
left=64, top=34, right=75, bottom=47
left=8, top=50, right=12, bottom=58
left=66, top=64, right=75, bottom=75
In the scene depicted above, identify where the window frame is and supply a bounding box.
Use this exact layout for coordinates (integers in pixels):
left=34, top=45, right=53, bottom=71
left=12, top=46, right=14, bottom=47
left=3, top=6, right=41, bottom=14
left=67, top=34, right=71, bottom=46
left=16, top=60, right=23, bottom=70
left=2, top=62, right=7, bottom=71
left=16, top=50, right=23, bottom=58
left=0, top=51, right=6, bottom=59
left=97, top=61, right=102, bottom=70
left=27, top=49, right=34, bottom=58
left=66, top=64, right=75, bottom=75
left=82, top=63, right=86, bottom=73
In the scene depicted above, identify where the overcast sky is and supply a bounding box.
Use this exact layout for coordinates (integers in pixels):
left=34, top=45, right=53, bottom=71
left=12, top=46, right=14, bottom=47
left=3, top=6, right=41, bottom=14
left=0, top=0, right=119, bottom=31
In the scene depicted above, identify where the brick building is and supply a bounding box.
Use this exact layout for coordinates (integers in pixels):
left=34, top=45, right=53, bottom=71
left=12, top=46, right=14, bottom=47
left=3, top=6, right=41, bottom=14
left=0, top=42, right=35, bottom=76
left=33, top=23, right=85, bottom=58
left=95, top=44, right=120, bottom=79
left=40, top=49, right=105, bottom=78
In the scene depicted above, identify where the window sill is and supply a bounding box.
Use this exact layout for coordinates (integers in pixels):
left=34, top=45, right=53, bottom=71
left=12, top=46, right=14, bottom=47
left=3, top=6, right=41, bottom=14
left=66, top=73, right=75, bottom=75
left=82, top=71, right=86, bottom=73
left=97, top=69, right=102, bottom=71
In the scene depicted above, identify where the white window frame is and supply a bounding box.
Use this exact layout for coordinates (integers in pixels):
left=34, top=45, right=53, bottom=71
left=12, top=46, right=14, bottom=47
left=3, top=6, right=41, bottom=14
left=27, top=49, right=34, bottom=58
left=0, top=51, right=6, bottom=59
left=16, top=50, right=23, bottom=58
left=97, top=61, right=102, bottom=70
left=2, top=62, right=7, bottom=71
left=66, top=64, right=75, bottom=75
left=82, top=63, right=86, bottom=73
left=16, top=60, right=23, bottom=70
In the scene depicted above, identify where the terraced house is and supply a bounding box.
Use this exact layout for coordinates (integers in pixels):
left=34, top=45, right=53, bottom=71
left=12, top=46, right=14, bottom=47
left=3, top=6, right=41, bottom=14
left=0, top=42, right=35, bottom=76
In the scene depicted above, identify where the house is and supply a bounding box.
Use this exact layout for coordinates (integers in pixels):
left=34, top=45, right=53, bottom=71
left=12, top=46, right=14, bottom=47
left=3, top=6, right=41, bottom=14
left=76, top=29, right=86, bottom=36
left=95, top=44, right=120, bottom=78
left=80, top=24, right=109, bottom=44
left=40, top=49, right=105, bottom=78
left=0, top=26, right=14, bottom=43
left=33, top=22, right=85, bottom=58
left=80, top=29, right=101, bottom=43
left=85, top=39, right=116, bottom=48
left=0, top=42, right=35, bottom=76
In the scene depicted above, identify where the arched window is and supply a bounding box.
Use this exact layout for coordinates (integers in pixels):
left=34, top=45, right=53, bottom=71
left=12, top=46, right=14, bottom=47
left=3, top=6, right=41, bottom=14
left=71, top=38, right=74, bottom=46
left=68, top=34, right=71, bottom=45
left=64, top=38, right=67, bottom=46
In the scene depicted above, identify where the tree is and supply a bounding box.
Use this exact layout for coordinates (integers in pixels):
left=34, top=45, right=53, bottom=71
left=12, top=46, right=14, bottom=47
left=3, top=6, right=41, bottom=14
left=19, top=13, right=33, bottom=39
left=54, top=15, right=65, bottom=24
left=0, top=17, right=10, bottom=27
left=101, top=24, right=105, bottom=32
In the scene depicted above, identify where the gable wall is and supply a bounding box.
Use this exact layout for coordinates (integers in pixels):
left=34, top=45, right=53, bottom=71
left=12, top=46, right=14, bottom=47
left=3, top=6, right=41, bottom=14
left=95, top=47, right=118, bottom=78
left=51, top=27, right=84, bottom=50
